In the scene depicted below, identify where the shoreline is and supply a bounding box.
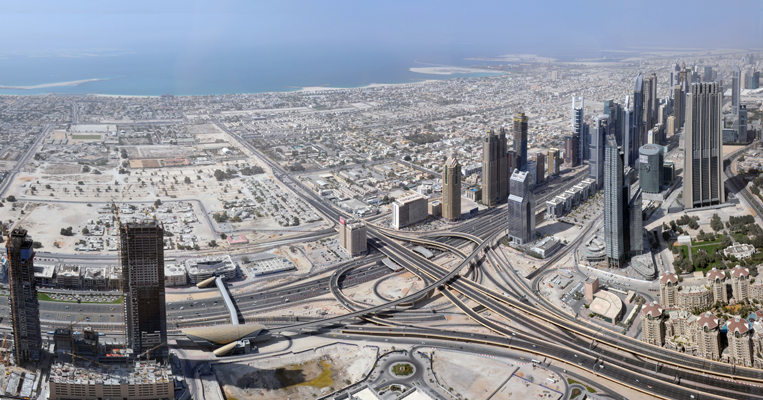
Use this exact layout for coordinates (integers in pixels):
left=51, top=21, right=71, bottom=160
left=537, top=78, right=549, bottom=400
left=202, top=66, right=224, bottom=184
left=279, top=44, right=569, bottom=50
left=0, top=65, right=502, bottom=98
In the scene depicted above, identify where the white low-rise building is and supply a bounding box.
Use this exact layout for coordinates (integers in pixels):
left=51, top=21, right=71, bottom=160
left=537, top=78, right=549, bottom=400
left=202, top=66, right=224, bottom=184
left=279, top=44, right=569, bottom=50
left=164, top=264, right=187, bottom=286
left=724, top=243, right=756, bottom=260
left=185, top=255, right=237, bottom=283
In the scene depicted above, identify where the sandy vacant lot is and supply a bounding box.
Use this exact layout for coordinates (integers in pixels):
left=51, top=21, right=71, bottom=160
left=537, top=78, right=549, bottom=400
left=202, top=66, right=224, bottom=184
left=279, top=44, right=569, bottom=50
left=216, top=343, right=376, bottom=400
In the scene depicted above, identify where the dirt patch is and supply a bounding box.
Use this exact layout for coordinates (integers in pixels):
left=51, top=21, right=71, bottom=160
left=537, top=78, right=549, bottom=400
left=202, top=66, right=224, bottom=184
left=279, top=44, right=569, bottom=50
left=216, top=344, right=376, bottom=400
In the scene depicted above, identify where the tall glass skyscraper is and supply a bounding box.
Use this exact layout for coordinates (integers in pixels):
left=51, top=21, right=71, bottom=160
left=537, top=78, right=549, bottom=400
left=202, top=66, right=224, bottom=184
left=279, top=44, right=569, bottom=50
left=604, top=135, right=625, bottom=267
left=513, top=112, right=528, bottom=172
left=481, top=128, right=509, bottom=207
left=572, top=96, right=587, bottom=164
left=632, top=73, right=644, bottom=168
left=507, top=169, right=534, bottom=244
left=589, top=115, right=608, bottom=189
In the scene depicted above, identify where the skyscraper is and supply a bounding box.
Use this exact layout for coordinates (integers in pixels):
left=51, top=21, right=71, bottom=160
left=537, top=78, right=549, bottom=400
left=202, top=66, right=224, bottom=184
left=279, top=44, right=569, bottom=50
left=643, top=73, right=655, bottom=133
left=513, top=112, right=528, bottom=172
left=622, top=95, right=633, bottom=167
left=739, top=105, right=748, bottom=143
left=481, top=128, right=509, bottom=207
left=7, top=228, right=42, bottom=365
left=548, top=148, right=560, bottom=176
left=732, top=63, right=741, bottom=111
left=603, top=100, right=622, bottom=144
left=704, top=66, right=713, bottom=82
left=533, top=152, right=545, bottom=184
left=673, top=85, right=683, bottom=130
left=507, top=169, right=534, bottom=244
left=604, top=135, right=625, bottom=267
left=632, top=73, right=644, bottom=167
left=120, top=222, right=167, bottom=360
left=572, top=96, right=587, bottom=164
left=442, top=157, right=461, bottom=221
left=684, top=82, right=724, bottom=209
left=603, top=135, right=643, bottom=267
left=589, top=115, right=608, bottom=189
left=564, top=136, right=579, bottom=167
left=339, top=218, right=367, bottom=256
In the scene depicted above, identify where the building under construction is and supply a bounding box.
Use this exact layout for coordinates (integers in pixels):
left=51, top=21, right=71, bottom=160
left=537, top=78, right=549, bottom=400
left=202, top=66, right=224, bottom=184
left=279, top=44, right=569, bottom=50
left=49, top=360, right=174, bottom=400
left=119, top=222, right=167, bottom=361
left=6, top=228, right=42, bottom=365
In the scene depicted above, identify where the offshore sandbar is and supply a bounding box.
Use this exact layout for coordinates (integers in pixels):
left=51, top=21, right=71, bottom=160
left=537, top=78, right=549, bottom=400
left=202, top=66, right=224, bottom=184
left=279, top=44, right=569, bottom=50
left=0, top=77, right=118, bottom=90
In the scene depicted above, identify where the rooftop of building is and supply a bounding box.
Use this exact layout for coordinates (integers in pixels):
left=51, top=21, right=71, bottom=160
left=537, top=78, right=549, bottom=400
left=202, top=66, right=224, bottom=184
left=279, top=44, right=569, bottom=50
left=707, top=268, right=726, bottom=282
left=164, top=264, right=186, bottom=276
left=697, top=312, right=719, bottom=330
left=640, top=144, right=661, bottom=155
left=49, top=360, right=172, bottom=386
left=395, top=193, right=427, bottom=204
left=727, top=316, right=749, bottom=335
left=731, top=266, right=750, bottom=278
left=641, top=302, right=664, bottom=319
left=590, top=290, right=622, bottom=321
left=660, top=272, right=679, bottom=284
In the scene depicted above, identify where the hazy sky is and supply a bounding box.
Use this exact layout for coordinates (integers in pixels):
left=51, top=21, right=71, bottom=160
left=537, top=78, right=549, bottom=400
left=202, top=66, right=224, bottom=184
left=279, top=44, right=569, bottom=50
left=1, top=0, right=762, bottom=56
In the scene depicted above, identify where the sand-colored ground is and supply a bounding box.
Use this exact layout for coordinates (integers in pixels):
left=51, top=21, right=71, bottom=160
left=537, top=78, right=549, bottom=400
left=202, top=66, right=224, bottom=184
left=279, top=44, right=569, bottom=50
left=433, top=350, right=515, bottom=399
left=215, top=343, right=376, bottom=400
left=376, top=272, right=423, bottom=300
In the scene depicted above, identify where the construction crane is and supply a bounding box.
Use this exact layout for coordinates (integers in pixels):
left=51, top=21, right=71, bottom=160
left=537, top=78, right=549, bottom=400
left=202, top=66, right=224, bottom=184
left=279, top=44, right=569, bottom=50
left=62, top=352, right=108, bottom=368
left=67, top=318, right=86, bottom=367
left=136, top=341, right=167, bottom=363
left=111, top=184, right=132, bottom=367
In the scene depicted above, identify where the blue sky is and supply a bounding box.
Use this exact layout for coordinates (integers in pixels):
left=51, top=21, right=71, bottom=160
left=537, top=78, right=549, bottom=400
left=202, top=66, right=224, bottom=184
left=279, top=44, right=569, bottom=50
left=1, top=0, right=762, bottom=56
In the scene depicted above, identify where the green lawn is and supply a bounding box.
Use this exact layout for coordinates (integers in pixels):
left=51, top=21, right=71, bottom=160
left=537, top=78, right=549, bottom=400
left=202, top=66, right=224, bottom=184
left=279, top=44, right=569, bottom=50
left=38, top=292, right=122, bottom=304
left=71, top=134, right=102, bottom=140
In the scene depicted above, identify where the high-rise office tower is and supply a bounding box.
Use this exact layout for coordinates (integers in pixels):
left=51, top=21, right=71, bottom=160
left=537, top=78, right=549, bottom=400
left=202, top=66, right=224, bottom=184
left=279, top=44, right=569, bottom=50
left=633, top=73, right=644, bottom=166
left=684, top=82, right=724, bottom=209
left=622, top=95, right=633, bottom=167
left=507, top=169, right=534, bottom=244
left=603, top=100, right=622, bottom=144
left=481, top=128, right=509, bottom=207
left=442, top=157, right=461, bottom=221
left=120, top=222, right=167, bottom=360
left=572, top=96, right=587, bottom=164
left=679, top=62, right=688, bottom=83
left=513, top=112, right=528, bottom=172
left=603, top=135, right=642, bottom=267
left=626, top=184, right=643, bottom=258
left=548, top=148, right=560, bottom=176
left=339, top=218, right=367, bottom=256
left=564, top=136, right=579, bottom=167
left=589, top=115, right=608, bottom=189
left=639, top=144, right=664, bottom=194
left=507, top=150, right=520, bottom=175
left=704, top=66, right=713, bottom=82
left=533, top=153, right=545, bottom=184
left=643, top=73, right=655, bottom=133
left=7, top=228, right=42, bottom=364
left=732, top=64, right=741, bottom=111
left=673, top=85, right=683, bottom=130
left=739, top=105, right=748, bottom=143
left=604, top=135, right=625, bottom=267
